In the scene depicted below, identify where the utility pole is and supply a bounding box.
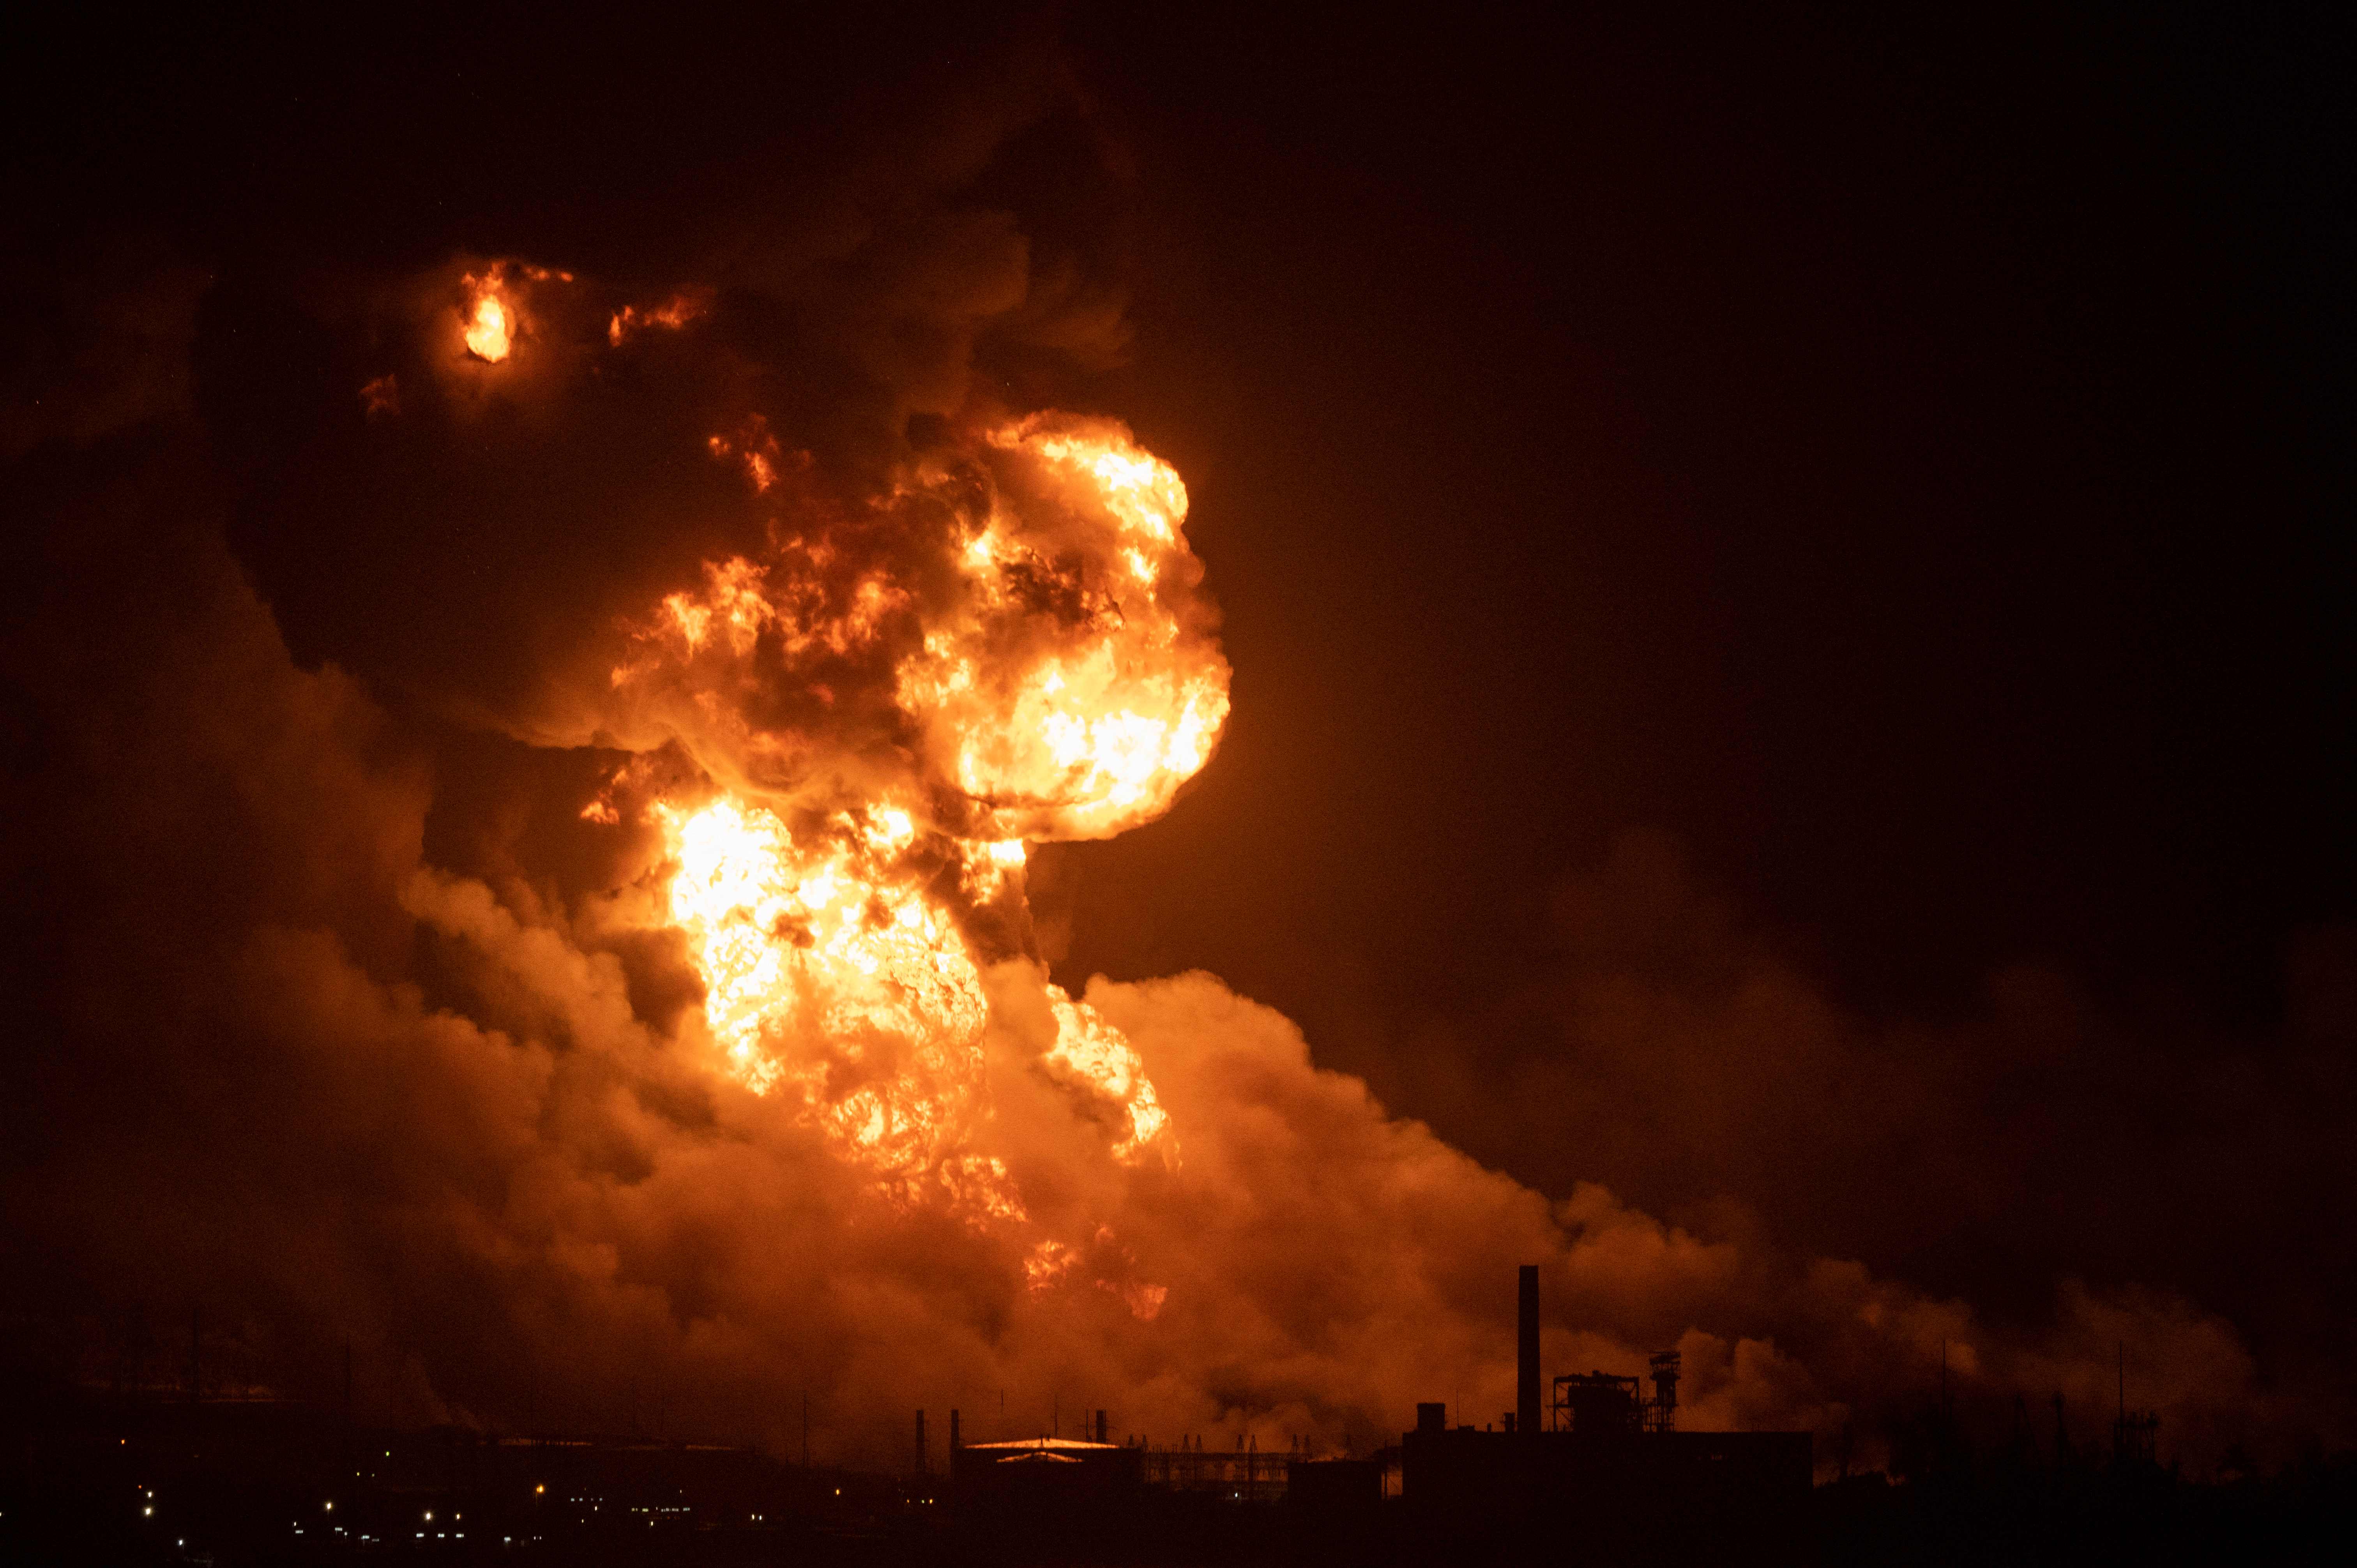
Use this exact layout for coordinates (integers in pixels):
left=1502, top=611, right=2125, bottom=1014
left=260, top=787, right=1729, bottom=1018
left=2115, top=1340, right=2127, bottom=1465
left=1517, top=1264, right=1540, bottom=1441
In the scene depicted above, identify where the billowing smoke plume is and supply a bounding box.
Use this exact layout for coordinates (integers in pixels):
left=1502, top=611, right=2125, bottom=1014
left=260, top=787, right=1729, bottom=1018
left=0, top=46, right=2320, bottom=1476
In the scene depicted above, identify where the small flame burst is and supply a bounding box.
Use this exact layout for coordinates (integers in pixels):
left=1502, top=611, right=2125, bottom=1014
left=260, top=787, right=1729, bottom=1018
left=705, top=419, right=785, bottom=493
left=457, top=262, right=574, bottom=364
left=462, top=281, right=512, bottom=362
left=610, top=290, right=710, bottom=345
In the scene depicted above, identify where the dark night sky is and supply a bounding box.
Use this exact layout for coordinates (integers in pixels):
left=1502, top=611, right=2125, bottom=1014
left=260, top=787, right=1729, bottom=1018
left=1054, top=4, right=2357, bottom=1023
left=5, top=1, right=2355, bottom=1444
left=1038, top=9, right=2357, bottom=1348
left=14, top=6, right=2348, bottom=1017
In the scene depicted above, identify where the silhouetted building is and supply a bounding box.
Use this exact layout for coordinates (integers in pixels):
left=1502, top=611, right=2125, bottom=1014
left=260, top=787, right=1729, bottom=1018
left=952, top=1436, right=1142, bottom=1512
left=1288, top=1456, right=1381, bottom=1513
left=1401, top=1267, right=1812, bottom=1557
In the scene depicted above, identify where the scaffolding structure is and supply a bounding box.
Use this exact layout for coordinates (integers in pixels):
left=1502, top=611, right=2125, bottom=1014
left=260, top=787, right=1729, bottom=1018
left=1136, top=1438, right=1286, bottom=1501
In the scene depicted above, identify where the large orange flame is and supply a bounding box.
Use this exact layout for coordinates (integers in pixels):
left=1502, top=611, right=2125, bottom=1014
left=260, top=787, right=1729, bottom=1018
left=898, top=416, right=1229, bottom=841
left=615, top=414, right=1229, bottom=839
left=626, top=415, right=1213, bottom=1268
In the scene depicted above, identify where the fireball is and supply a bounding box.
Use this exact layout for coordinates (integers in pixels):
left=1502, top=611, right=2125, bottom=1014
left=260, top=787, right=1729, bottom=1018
left=619, top=408, right=1212, bottom=1240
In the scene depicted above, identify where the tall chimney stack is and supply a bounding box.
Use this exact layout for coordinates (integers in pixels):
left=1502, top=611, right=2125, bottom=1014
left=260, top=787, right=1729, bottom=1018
left=915, top=1409, right=926, bottom=1476
left=1517, top=1265, right=1540, bottom=1438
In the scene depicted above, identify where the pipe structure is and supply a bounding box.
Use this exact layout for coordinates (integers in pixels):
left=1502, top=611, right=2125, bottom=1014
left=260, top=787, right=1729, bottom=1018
left=1518, top=1265, right=1541, bottom=1437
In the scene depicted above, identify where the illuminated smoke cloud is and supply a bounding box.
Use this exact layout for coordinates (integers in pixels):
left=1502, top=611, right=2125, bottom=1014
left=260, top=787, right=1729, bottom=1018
left=290, top=247, right=1226, bottom=1296
left=289, top=246, right=2282, bottom=1466
left=0, top=189, right=2318, bottom=1476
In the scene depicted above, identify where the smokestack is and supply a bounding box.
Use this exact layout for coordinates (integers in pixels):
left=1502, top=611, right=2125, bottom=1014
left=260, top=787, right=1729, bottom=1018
left=1095, top=1409, right=1107, bottom=1445
left=1517, top=1264, right=1540, bottom=1438
left=915, top=1409, right=926, bottom=1476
